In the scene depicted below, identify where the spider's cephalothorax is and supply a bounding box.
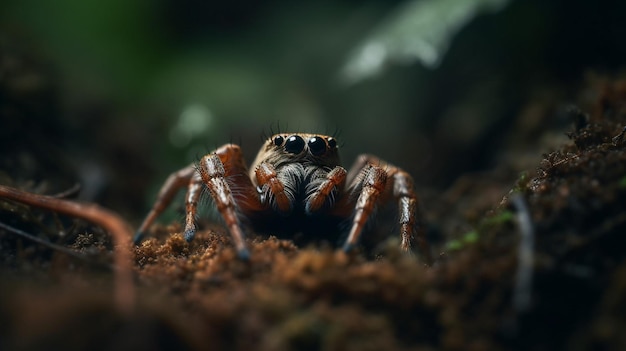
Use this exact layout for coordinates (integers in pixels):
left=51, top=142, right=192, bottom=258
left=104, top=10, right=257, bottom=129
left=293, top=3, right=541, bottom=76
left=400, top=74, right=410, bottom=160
left=135, top=133, right=432, bottom=264
left=251, top=134, right=341, bottom=215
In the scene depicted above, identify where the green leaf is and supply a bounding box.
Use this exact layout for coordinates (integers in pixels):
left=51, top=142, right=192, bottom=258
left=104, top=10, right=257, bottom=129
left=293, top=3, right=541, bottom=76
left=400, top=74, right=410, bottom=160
left=341, top=0, right=511, bottom=84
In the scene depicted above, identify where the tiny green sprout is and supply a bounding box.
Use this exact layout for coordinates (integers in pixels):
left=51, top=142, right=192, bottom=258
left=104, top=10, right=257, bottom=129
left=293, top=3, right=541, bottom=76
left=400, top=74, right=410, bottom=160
left=516, top=172, right=528, bottom=185
left=445, top=210, right=515, bottom=252
left=463, top=230, right=479, bottom=243
left=619, top=176, right=626, bottom=189
left=484, top=210, right=515, bottom=225
left=518, top=172, right=528, bottom=182
left=446, top=239, right=463, bottom=251
left=445, top=230, right=479, bottom=251
left=512, top=172, right=530, bottom=192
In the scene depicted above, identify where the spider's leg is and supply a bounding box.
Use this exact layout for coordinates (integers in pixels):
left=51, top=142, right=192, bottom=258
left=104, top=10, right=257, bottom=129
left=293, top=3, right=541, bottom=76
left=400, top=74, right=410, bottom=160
left=182, top=172, right=203, bottom=241
left=135, top=165, right=196, bottom=244
left=344, top=154, right=433, bottom=264
left=341, top=163, right=388, bottom=252
left=392, top=169, right=433, bottom=265
left=199, top=144, right=258, bottom=260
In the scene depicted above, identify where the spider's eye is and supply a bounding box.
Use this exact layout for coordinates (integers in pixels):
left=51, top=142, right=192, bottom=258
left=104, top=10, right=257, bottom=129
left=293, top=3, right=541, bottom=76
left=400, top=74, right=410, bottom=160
left=273, top=135, right=284, bottom=146
left=308, top=136, right=327, bottom=156
left=327, top=137, right=337, bottom=149
left=284, top=135, right=305, bottom=154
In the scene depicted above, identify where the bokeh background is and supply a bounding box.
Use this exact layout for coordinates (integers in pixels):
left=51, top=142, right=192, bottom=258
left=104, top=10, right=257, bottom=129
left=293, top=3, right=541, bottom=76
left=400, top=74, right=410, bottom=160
left=2, top=0, right=625, bottom=223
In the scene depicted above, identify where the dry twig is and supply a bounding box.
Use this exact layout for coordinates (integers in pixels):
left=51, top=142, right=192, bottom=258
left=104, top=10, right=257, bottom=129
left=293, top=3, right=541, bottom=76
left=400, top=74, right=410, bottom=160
left=0, top=185, right=135, bottom=314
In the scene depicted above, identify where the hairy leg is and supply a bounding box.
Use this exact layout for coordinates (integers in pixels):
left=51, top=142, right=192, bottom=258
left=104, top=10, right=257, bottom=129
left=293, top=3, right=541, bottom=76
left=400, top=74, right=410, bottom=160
left=341, top=163, right=388, bottom=252
left=392, top=169, right=433, bottom=264
left=134, top=165, right=196, bottom=243
left=137, top=144, right=261, bottom=260
left=198, top=144, right=260, bottom=260
left=340, top=154, right=433, bottom=264
left=182, top=172, right=203, bottom=241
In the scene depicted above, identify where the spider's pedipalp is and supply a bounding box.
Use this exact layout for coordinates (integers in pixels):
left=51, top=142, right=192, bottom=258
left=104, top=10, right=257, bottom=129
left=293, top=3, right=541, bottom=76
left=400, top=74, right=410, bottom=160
left=304, top=166, right=346, bottom=214
left=255, top=162, right=294, bottom=213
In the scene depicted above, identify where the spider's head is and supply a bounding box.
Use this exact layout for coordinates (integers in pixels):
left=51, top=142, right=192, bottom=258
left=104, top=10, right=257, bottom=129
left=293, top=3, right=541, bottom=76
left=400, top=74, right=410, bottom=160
left=255, top=133, right=341, bottom=168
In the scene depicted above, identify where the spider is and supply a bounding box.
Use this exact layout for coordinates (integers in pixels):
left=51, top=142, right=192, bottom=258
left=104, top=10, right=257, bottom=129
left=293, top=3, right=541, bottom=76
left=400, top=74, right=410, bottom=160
left=134, top=133, right=432, bottom=263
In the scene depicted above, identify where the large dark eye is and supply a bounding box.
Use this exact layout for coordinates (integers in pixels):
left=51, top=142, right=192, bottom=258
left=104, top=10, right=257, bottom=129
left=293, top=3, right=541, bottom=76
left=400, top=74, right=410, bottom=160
left=308, top=136, right=327, bottom=156
left=273, top=135, right=284, bottom=146
left=284, top=135, right=305, bottom=154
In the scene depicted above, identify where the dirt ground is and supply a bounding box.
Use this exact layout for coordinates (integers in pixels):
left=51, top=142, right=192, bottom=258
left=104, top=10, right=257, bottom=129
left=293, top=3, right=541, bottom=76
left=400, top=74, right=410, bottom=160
left=2, top=47, right=626, bottom=351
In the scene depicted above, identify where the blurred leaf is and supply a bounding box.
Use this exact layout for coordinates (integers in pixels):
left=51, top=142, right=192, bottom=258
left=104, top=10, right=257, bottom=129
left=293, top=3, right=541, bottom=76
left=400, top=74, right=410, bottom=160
left=341, top=0, right=511, bottom=84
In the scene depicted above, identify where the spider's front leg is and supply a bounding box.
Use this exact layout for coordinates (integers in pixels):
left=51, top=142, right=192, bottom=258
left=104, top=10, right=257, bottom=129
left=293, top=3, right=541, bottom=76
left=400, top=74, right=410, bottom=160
left=196, top=144, right=262, bottom=259
left=340, top=155, right=433, bottom=265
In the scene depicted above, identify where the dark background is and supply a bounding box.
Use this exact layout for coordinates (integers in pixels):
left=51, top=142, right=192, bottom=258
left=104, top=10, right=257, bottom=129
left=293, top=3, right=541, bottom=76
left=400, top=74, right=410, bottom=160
left=1, top=0, right=625, bottom=222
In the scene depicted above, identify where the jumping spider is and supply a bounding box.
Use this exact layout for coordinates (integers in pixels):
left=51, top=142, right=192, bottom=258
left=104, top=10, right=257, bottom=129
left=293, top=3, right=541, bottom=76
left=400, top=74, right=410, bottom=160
left=135, top=133, right=432, bottom=263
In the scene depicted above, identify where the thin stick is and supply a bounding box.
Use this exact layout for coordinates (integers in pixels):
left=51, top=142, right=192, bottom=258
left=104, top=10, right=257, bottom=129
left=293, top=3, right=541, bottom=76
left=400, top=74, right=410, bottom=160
left=50, top=183, right=82, bottom=199
left=612, top=126, right=626, bottom=145
left=0, top=220, right=108, bottom=264
left=511, top=194, right=534, bottom=312
left=0, top=185, right=134, bottom=314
